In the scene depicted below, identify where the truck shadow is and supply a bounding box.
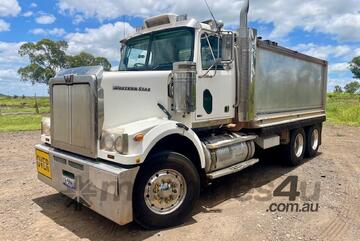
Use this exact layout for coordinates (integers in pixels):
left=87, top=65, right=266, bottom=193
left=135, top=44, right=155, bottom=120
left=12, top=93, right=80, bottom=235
left=33, top=150, right=321, bottom=241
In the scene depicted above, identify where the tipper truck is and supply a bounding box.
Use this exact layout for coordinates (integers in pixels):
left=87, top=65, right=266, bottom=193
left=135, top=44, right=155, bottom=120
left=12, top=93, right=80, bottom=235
left=35, top=0, right=327, bottom=229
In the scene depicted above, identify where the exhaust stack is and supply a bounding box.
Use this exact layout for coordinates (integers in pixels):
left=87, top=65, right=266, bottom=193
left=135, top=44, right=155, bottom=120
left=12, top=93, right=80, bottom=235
left=237, top=0, right=257, bottom=122
left=240, top=0, right=249, bottom=29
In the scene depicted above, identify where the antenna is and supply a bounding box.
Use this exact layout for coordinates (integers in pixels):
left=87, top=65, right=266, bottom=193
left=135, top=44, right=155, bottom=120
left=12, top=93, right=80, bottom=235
left=123, top=15, right=126, bottom=39
left=203, top=0, right=218, bottom=26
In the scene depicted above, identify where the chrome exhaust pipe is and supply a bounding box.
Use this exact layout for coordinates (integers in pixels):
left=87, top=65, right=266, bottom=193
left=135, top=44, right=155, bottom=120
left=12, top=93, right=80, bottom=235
left=237, top=0, right=256, bottom=122
left=240, top=0, right=249, bottom=29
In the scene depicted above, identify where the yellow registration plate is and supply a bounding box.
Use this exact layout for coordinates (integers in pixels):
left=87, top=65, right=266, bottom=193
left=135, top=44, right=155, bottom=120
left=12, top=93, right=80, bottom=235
left=36, top=149, right=51, bottom=179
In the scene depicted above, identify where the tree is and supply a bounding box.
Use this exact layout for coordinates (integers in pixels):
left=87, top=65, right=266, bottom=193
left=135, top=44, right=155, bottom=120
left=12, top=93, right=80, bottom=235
left=344, top=81, right=360, bottom=94
left=334, top=85, right=343, bottom=93
left=18, top=39, right=68, bottom=84
left=66, top=52, right=111, bottom=71
left=350, top=56, right=360, bottom=79
left=18, top=39, right=112, bottom=85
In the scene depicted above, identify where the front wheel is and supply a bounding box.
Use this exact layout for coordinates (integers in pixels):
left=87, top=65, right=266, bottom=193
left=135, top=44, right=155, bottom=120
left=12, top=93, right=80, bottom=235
left=133, top=151, right=200, bottom=229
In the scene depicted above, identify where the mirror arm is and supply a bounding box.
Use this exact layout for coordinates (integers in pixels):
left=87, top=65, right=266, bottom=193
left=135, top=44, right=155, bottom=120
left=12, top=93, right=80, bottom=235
left=199, top=59, right=220, bottom=78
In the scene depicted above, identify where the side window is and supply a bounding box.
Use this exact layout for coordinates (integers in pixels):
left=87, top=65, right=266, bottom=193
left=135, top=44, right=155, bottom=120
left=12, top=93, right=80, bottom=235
left=201, top=33, right=221, bottom=70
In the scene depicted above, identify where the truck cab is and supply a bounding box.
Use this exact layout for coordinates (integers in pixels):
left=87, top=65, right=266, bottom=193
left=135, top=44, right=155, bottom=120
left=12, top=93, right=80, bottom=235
left=35, top=1, right=327, bottom=229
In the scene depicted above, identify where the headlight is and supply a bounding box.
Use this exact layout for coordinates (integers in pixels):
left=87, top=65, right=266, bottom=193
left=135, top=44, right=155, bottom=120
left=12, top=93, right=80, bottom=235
left=41, top=117, right=51, bottom=136
left=101, top=131, right=128, bottom=154
left=101, top=133, right=115, bottom=151
left=114, top=136, right=123, bottom=153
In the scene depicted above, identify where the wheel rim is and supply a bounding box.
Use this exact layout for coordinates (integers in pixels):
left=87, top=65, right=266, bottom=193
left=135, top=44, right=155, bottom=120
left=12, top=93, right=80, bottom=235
left=311, top=129, right=319, bottom=151
left=294, top=133, right=304, bottom=158
left=144, top=169, right=187, bottom=215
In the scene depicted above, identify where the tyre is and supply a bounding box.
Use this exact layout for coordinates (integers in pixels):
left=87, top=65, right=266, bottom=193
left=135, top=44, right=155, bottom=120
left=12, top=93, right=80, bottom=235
left=283, top=128, right=306, bottom=166
left=305, top=125, right=321, bottom=158
left=133, top=151, right=200, bottom=229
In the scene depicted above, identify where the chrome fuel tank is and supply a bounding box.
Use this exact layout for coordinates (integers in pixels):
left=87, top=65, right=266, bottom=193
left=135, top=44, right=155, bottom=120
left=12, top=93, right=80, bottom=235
left=201, top=133, right=256, bottom=173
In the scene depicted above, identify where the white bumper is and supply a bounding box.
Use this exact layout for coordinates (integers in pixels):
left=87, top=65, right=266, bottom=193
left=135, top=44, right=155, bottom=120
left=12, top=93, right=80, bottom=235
left=35, top=144, right=139, bottom=225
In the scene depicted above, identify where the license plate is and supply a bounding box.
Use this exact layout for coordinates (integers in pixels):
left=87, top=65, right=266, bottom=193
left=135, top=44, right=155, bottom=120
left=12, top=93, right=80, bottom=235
left=63, top=176, right=76, bottom=190
left=36, top=149, right=51, bottom=179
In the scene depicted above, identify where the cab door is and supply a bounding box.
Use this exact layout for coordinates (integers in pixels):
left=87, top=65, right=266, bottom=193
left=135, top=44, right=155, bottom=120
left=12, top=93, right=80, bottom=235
left=195, top=31, right=235, bottom=121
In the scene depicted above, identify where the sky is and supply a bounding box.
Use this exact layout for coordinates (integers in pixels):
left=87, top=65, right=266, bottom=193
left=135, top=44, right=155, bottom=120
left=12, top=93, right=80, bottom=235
left=0, top=0, right=359, bottom=96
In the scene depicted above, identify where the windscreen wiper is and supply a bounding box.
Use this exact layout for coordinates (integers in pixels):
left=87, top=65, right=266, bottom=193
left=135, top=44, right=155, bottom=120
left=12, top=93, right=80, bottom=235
left=152, top=63, right=172, bottom=70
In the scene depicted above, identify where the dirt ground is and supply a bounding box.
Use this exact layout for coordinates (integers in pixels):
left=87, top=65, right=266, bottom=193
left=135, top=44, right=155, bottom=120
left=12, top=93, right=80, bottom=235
left=0, top=124, right=359, bottom=241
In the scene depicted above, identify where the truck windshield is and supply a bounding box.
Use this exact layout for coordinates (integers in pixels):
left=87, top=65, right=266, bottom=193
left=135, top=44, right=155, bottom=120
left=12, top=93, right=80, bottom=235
left=119, top=27, right=194, bottom=71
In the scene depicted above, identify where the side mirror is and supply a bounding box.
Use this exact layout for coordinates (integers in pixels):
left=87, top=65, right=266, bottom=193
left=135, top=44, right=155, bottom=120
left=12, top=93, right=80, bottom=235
left=221, top=32, right=234, bottom=63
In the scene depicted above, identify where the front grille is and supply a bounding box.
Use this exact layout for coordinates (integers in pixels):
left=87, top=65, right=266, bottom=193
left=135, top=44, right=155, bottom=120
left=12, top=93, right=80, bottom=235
left=51, top=81, right=97, bottom=158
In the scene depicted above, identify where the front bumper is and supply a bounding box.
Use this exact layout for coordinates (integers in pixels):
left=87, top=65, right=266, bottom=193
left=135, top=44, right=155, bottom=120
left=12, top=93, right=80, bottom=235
left=35, top=144, right=139, bottom=225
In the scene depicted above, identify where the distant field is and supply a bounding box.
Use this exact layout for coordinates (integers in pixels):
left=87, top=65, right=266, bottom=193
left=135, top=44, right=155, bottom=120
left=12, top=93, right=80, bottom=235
left=0, top=96, right=49, bottom=132
left=0, top=94, right=359, bottom=132
left=326, top=93, right=360, bottom=126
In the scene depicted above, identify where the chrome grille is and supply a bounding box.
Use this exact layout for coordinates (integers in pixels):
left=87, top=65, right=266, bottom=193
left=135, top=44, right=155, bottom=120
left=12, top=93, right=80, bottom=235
left=50, top=67, right=101, bottom=158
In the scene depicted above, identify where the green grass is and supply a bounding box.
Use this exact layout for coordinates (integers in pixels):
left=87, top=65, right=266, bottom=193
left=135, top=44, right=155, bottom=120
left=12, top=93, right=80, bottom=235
left=0, top=96, right=49, bottom=110
left=0, top=96, right=49, bottom=132
left=0, top=106, right=49, bottom=114
left=0, top=115, right=43, bottom=132
left=326, top=93, right=360, bottom=126
left=0, top=94, right=359, bottom=132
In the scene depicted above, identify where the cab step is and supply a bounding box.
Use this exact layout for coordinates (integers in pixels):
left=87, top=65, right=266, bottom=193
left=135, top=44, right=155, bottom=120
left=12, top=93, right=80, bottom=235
left=206, top=158, right=259, bottom=180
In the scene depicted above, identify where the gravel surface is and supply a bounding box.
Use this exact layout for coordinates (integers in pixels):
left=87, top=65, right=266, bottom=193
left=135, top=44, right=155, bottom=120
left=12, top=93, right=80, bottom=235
left=0, top=124, right=359, bottom=241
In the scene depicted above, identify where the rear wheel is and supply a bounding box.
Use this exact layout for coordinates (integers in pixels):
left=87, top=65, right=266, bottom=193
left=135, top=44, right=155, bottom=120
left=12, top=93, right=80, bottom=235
left=133, top=151, right=200, bottom=229
left=305, top=125, right=321, bottom=157
left=283, top=128, right=306, bottom=166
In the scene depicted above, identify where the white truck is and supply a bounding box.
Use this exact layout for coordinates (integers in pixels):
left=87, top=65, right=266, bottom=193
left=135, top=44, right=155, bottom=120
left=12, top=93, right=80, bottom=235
left=35, top=0, right=327, bottom=229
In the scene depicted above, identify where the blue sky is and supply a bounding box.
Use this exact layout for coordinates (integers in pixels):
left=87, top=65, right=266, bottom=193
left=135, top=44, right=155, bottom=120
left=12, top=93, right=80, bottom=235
left=0, top=0, right=359, bottom=96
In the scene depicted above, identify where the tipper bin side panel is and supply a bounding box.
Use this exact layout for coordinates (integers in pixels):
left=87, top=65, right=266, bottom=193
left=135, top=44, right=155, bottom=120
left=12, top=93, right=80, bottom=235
left=254, top=47, right=327, bottom=116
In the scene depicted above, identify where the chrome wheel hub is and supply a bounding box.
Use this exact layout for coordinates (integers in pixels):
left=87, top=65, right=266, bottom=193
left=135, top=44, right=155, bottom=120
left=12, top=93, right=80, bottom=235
left=311, top=129, right=319, bottom=150
left=144, top=169, right=187, bottom=215
left=294, top=133, right=304, bottom=158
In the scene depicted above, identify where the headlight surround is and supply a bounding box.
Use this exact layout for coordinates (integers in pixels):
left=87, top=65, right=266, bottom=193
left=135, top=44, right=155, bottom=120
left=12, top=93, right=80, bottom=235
left=101, top=130, right=128, bottom=154
left=41, top=117, right=51, bottom=136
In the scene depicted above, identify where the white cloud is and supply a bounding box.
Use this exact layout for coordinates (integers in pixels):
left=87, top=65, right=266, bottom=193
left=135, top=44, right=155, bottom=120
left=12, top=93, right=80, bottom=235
left=0, top=0, right=21, bottom=17
left=73, top=14, right=84, bottom=24
left=293, top=43, right=352, bottom=60
left=0, top=19, right=10, bottom=31
left=354, top=48, right=360, bottom=57
left=58, top=0, right=360, bottom=42
left=0, top=68, right=17, bottom=80
left=49, top=28, right=66, bottom=36
left=65, top=21, right=135, bottom=61
left=0, top=21, right=134, bottom=95
left=30, top=3, right=37, bottom=8
left=329, top=63, right=349, bottom=73
left=0, top=41, right=26, bottom=67
left=57, top=0, right=241, bottom=22
left=35, top=14, right=56, bottom=24
left=29, top=28, right=47, bottom=35
left=0, top=41, right=26, bottom=82
left=251, top=0, right=360, bottom=41
left=30, top=27, right=66, bottom=36
left=0, top=41, right=49, bottom=96
left=23, top=11, right=33, bottom=17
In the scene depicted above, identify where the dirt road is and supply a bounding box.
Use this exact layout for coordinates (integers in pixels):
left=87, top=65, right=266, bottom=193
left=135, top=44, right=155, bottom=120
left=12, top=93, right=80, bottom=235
left=0, top=124, right=359, bottom=241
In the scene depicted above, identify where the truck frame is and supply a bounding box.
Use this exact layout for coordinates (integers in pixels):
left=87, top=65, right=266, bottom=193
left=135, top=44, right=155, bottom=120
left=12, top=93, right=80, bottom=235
left=35, top=0, right=327, bottom=229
